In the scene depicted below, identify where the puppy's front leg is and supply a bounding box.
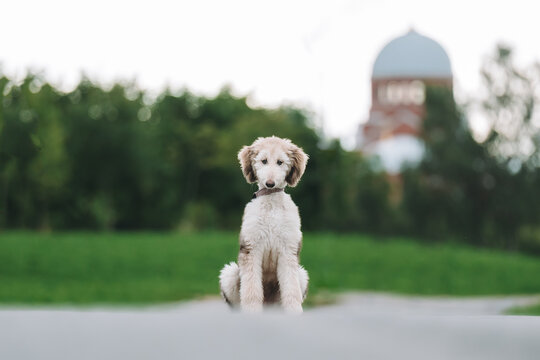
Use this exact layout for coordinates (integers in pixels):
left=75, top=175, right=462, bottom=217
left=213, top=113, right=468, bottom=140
left=277, top=251, right=303, bottom=313
left=238, top=244, right=263, bottom=313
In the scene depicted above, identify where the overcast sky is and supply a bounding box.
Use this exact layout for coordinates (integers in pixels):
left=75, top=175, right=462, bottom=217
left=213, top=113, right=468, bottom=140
left=2, top=0, right=539, bottom=148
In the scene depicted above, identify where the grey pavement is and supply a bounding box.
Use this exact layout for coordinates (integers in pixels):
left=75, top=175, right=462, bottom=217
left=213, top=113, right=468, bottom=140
left=1, top=293, right=540, bottom=360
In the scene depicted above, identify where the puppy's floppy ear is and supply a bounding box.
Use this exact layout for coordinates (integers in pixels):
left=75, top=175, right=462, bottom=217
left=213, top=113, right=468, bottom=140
left=286, top=144, right=308, bottom=187
left=238, top=145, right=257, bottom=183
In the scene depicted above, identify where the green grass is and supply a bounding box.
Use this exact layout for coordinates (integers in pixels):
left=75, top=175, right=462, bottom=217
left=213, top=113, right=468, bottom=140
left=1, top=231, right=540, bottom=305
left=506, top=303, right=540, bottom=316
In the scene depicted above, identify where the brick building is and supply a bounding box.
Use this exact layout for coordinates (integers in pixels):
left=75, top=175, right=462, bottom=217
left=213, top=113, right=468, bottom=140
left=356, top=29, right=453, bottom=173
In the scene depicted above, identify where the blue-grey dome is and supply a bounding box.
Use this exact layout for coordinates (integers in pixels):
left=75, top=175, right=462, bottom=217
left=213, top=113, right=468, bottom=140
left=372, top=30, right=452, bottom=79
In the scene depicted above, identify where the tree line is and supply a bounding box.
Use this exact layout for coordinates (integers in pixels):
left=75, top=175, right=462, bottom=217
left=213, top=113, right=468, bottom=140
left=0, top=46, right=539, bottom=254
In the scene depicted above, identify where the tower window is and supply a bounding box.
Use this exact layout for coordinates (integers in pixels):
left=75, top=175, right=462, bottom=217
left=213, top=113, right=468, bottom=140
left=378, top=80, right=425, bottom=105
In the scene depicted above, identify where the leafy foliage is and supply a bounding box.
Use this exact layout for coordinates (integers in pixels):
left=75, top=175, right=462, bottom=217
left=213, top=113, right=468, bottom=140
left=0, top=75, right=393, bottom=232
left=1, top=44, right=539, bottom=255
left=481, top=44, right=540, bottom=169
left=401, top=82, right=540, bottom=250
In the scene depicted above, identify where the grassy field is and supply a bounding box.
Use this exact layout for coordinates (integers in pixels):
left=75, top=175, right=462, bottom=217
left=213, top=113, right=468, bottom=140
left=1, top=231, right=540, bottom=305
left=505, top=300, right=540, bottom=316
left=506, top=303, right=540, bottom=315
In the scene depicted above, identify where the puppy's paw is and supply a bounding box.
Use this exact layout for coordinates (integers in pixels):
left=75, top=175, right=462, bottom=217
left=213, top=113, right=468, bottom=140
left=283, top=303, right=303, bottom=314
left=241, top=302, right=264, bottom=313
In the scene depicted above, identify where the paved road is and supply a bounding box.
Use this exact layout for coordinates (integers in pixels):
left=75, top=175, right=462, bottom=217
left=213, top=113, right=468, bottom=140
left=1, top=293, right=540, bottom=360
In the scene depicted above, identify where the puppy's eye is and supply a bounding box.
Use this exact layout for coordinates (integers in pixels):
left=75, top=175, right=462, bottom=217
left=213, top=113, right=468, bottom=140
left=277, top=160, right=283, bottom=165
left=262, top=159, right=267, bottom=164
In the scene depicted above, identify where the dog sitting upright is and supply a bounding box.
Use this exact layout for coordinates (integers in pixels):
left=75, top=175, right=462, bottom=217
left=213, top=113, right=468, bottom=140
left=219, top=136, right=309, bottom=313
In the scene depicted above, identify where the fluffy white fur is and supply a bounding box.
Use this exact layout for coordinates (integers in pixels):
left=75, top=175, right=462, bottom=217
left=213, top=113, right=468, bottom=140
left=219, top=136, right=309, bottom=313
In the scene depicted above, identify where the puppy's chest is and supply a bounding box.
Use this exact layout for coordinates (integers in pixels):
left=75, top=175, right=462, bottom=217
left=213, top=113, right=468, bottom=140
left=242, top=198, right=300, bottom=246
left=255, top=206, right=291, bottom=238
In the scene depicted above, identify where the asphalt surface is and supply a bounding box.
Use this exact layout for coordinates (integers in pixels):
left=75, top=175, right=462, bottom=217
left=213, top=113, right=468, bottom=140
left=2, top=293, right=540, bottom=360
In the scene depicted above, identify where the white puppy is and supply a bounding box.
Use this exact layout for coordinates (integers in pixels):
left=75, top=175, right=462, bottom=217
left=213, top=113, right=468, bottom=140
left=219, top=136, right=309, bottom=313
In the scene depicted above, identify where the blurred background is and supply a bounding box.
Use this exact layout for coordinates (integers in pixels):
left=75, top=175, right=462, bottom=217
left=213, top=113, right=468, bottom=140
left=1, top=0, right=540, bottom=312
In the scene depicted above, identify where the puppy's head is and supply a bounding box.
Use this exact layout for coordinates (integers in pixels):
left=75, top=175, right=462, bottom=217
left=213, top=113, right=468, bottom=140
left=238, top=136, right=308, bottom=189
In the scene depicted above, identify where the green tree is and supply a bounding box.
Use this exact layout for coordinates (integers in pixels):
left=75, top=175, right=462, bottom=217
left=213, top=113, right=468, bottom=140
left=481, top=45, right=540, bottom=169
left=401, top=86, right=491, bottom=243
left=480, top=45, right=540, bottom=251
left=402, top=83, right=537, bottom=250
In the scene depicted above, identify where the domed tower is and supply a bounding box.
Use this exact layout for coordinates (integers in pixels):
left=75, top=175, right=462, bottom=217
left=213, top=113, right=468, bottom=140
left=357, top=29, right=453, bottom=173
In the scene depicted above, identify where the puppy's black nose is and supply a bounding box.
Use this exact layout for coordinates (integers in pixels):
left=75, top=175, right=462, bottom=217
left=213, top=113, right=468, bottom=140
left=265, top=181, right=275, bottom=188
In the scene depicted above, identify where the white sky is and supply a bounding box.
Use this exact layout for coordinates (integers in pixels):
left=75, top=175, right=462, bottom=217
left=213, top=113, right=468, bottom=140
left=2, top=0, right=539, bottom=148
